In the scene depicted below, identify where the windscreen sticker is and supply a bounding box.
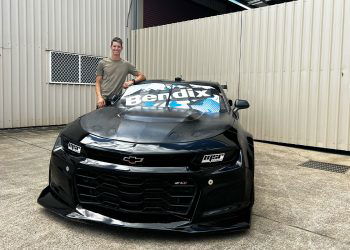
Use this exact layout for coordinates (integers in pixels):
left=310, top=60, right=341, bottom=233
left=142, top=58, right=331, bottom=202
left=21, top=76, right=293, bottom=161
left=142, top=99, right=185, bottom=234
left=121, top=83, right=222, bottom=113
left=191, top=97, right=220, bottom=113
left=123, top=83, right=169, bottom=96
left=189, top=84, right=215, bottom=89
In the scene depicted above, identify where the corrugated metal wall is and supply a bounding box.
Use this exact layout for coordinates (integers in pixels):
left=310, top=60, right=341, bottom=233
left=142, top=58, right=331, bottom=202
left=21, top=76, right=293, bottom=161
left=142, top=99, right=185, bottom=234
left=131, top=0, right=350, bottom=151
left=131, top=12, right=242, bottom=98
left=240, top=0, right=350, bottom=151
left=0, top=0, right=131, bottom=128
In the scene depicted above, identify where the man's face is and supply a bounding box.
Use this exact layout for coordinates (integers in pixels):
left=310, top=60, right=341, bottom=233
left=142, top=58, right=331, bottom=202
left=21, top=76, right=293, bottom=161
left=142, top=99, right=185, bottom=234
left=111, top=41, right=123, bottom=56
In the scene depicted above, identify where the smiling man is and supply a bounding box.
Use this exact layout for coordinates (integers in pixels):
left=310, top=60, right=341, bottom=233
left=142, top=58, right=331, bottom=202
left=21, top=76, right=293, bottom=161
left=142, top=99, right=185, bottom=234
left=95, top=37, right=146, bottom=108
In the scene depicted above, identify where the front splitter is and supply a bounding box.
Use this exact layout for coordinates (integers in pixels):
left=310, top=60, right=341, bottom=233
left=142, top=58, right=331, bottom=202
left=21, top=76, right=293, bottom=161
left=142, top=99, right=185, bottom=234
left=38, top=186, right=250, bottom=234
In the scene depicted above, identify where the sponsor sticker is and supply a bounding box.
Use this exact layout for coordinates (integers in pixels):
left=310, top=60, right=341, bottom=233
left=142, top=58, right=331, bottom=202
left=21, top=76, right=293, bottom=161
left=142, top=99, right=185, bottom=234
left=68, top=142, right=81, bottom=154
left=121, top=83, right=221, bottom=113
left=174, top=181, right=188, bottom=185
left=201, top=153, right=225, bottom=163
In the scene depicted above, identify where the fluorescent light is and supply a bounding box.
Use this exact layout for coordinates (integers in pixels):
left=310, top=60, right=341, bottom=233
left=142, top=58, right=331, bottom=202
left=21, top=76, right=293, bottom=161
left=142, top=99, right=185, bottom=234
left=227, top=0, right=251, bottom=10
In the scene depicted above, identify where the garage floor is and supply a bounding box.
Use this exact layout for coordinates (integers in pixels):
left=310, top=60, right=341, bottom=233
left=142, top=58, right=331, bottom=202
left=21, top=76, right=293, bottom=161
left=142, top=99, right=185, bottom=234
left=0, top=127, right=349, bottom=249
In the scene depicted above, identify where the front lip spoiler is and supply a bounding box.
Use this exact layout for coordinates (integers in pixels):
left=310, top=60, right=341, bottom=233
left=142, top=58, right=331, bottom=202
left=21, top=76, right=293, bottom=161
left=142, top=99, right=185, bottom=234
left=38, top=186, right=251, bottom=234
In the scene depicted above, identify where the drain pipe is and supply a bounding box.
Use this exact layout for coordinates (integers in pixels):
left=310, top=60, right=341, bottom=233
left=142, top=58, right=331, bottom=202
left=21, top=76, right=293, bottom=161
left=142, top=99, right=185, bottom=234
left=126, top=0, right=134, bottom=62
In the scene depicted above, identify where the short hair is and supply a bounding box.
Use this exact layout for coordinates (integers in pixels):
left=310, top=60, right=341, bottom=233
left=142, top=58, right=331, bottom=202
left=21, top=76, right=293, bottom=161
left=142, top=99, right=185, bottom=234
left=111, top=37, right=123, bottom=46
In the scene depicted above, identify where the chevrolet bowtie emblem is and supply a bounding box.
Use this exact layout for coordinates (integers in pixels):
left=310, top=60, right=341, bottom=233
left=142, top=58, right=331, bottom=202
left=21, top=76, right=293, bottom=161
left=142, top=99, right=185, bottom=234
left=122, top=156, right=144, bottom=164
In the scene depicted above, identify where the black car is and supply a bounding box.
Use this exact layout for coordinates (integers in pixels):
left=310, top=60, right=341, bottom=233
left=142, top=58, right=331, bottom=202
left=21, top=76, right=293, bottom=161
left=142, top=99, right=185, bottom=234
left=38, top=80, right=254, bottom=233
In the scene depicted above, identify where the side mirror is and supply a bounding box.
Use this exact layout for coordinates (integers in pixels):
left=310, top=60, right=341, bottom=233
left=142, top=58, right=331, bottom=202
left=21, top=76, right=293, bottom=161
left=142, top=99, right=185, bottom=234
left=234, top=99, right=250, bottom=110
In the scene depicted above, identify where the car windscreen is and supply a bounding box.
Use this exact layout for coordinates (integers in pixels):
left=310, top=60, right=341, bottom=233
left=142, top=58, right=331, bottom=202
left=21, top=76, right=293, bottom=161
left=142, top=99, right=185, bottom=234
left=117, top=82, right=228, bottom=114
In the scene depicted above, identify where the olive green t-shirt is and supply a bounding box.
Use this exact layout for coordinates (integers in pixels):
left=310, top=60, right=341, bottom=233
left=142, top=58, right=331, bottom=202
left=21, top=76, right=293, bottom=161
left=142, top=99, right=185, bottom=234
left=96, top=58, right=138, bottom=99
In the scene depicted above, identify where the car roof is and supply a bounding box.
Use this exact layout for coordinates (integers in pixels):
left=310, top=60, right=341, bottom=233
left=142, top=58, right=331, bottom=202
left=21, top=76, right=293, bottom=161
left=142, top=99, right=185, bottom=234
left=137, top=80, right=222, bottom=89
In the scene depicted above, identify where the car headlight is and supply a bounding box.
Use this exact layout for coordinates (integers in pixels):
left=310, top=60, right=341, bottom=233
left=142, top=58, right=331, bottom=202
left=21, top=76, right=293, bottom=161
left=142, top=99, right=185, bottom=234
left=53, top=136, right=63, bottom=152
left=236, top=150, right=242, bottom=167
left=55, top=135, right=84, bottom=155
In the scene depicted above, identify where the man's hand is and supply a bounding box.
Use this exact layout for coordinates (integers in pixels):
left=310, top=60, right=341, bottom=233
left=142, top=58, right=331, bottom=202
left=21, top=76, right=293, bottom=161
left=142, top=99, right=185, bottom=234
left=97, top=96, right=106, bottom=108
left=123, top=80, right=134, bottom=89
left=95, top=75, right=105, bottom=108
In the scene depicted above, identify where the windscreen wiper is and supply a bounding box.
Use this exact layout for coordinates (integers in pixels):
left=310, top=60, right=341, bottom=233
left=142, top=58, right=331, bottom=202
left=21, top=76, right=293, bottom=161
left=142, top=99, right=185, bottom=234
left=165, top=84, right=174, bottom=111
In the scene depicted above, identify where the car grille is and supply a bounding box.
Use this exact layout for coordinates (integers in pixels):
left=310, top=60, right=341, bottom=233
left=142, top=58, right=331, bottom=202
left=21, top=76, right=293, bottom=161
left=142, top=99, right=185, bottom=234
left=84, top=146, right=194, bottom=167
left=83, top=146, right=238, bottom=168
left=75, top=167, right=197, bottom=221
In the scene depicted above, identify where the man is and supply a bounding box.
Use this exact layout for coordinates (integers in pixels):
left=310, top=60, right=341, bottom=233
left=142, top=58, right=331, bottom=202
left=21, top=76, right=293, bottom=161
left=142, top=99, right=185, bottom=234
left=95, top=37, right=146, bottom=108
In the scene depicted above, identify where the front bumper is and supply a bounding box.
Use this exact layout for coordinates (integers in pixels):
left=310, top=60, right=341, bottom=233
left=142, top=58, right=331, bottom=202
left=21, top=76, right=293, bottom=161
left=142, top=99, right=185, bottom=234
left=38, top=186, right=251, bottom=233
left=38, top=148, right=253, bottom=233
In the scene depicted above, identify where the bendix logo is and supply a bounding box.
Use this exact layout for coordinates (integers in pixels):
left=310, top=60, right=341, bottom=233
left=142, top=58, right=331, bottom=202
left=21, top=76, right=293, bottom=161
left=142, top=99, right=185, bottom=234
left=125, top=88, right=211, bottom=106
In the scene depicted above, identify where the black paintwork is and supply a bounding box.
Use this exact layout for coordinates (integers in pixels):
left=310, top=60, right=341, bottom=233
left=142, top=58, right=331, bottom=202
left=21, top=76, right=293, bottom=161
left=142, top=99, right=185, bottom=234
left=80, top=108, right=234, bottom=143
left=38, top=80, right=254, bottom=233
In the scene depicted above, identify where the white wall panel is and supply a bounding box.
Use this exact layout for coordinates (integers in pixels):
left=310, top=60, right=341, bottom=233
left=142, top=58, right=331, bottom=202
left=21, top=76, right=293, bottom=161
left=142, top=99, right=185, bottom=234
left=0, top=0, right=2, bottom=48
left=132, top=13, right=241, bottom=95
left=339, top=0, right=350, bottom=151
left=132, top=0, right=350, bottom=151
left=242, top=0, right=350, bottom=151
left=0, top=0, right=131, bottom=128
left=0, top=48, right=3, bottom=128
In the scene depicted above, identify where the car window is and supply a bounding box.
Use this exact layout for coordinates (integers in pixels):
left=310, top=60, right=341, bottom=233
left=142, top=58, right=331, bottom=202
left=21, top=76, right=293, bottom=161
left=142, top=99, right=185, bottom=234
left=118, top=82, right=228, bottom=114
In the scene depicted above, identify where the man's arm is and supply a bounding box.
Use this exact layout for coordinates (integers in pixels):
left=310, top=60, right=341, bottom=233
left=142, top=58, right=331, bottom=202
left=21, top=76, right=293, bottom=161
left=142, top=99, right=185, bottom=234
left=123, top=71, right=146, bottom=89
left=134, top=71, right=146, bottom=83
left=95, top=75, right=105, bottom=108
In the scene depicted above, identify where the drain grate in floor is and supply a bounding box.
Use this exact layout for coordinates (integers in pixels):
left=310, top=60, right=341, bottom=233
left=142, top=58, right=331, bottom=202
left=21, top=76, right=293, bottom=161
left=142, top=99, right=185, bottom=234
left=300, top=160, right=350, bottom=174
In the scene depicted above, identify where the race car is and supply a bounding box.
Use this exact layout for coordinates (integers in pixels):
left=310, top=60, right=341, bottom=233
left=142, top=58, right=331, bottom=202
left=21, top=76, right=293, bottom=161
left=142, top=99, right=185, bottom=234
left=38, top=79, right=254, bottom=233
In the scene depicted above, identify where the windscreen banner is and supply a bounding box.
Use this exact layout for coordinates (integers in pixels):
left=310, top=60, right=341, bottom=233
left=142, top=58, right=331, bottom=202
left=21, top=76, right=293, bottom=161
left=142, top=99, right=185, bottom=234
left=120, top=83, right=223, bottom=114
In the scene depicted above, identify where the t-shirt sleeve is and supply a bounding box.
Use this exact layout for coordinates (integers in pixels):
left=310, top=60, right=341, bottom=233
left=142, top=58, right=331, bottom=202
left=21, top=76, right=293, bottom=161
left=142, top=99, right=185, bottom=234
left=128, top=63, right=139, bottom=76
left=96, top=60, right=104, bottom=76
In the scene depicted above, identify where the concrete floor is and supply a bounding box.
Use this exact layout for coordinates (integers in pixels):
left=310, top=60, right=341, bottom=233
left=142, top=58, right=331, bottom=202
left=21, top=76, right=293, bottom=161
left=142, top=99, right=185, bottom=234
left=0, top=127, right=349, bottom=249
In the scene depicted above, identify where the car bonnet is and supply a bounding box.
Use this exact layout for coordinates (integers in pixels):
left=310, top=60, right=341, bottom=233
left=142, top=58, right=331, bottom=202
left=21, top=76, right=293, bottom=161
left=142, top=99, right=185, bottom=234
left=80, top=106, right=233, bottom=143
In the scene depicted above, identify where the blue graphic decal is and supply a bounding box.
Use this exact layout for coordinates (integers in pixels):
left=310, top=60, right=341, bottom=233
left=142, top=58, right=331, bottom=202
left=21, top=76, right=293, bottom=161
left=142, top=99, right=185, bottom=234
left=192, top=98, right=220, bottom=113
left=169, top=101, right=182, bottom=108
left=144, top=101, right=155, bottom=107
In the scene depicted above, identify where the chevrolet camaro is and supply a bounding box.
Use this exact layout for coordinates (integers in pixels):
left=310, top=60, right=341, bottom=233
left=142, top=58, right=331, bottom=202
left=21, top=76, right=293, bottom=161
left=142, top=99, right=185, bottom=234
left=38, top=79, right=254, bottom=233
